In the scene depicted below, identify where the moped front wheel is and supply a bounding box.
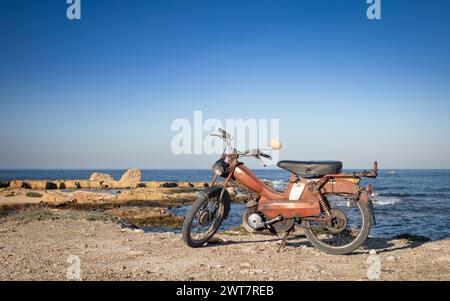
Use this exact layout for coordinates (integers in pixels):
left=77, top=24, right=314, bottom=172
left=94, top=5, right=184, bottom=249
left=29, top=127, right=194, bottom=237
left=302, top=196, right=372, bottom=255
left=182, top=189, right=226, bottom=248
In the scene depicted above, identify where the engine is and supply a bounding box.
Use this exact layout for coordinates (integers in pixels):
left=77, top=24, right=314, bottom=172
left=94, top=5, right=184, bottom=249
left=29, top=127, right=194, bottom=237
left=247, top=213, right=266, bottom=230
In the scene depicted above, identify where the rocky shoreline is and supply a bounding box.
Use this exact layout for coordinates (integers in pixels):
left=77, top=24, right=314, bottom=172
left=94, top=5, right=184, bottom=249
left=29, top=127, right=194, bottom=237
left=0, top=169, right=251, bottom=228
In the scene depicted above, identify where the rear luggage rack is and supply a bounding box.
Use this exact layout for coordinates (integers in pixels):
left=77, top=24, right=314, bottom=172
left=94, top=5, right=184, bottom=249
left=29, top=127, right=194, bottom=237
left=328, top=161, right=378, bottom=179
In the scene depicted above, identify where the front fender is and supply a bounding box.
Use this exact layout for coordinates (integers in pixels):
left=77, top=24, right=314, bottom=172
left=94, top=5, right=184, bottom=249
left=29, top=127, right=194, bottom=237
left=197, top=186, right=231, bottom=220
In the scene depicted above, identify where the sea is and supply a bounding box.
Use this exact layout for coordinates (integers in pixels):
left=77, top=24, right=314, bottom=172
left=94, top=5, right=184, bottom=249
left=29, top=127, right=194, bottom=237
left=1, top=169, right=449, bottom=240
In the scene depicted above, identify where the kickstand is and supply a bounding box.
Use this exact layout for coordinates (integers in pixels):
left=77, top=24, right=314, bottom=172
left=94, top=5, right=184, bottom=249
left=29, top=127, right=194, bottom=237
left=277, top=230, right=291, bottom=253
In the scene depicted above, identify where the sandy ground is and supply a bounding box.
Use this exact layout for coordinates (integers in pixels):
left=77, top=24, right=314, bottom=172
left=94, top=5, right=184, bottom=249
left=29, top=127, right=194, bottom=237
left=0, top=208, right=448, bottom=281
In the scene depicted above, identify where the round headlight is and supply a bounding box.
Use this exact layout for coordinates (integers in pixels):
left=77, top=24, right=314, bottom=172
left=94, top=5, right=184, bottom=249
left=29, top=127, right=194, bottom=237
left=213, top=165, right=223, bottom=176
left=212, top=160, right=228, bottom=177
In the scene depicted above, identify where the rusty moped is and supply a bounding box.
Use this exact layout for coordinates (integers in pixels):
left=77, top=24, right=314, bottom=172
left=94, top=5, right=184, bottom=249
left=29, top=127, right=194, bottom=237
left=182, top=129, right=378, bottom=255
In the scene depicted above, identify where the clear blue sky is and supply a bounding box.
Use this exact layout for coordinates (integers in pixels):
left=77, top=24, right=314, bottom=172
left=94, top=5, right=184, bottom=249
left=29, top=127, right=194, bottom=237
left=0, top=0, right=449, bottom=169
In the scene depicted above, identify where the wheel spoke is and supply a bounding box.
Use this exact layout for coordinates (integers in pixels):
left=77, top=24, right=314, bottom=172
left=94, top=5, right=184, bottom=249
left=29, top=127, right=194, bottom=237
left=306, top=194, right=365, bottom=249
left=188, top=196, right=224, bottom=243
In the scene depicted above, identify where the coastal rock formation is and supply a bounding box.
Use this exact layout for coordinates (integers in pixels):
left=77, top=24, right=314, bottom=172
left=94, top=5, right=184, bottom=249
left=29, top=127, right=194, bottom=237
left=9, top=181, right=26, bottom=189
left=120, top=168, right=142, bottom=183
left=2, top=179, right=212, bottom=190
left=9, top=180, right=57, bottom=190
left=68, top=191, right=117, bottom=204
left=116, top=188, right=198, bottom=205
left=89, top=172, right=114, bottom=182
left=42, top=191, right=75, bottom=206
left=41, top=191, right=117, bottom=205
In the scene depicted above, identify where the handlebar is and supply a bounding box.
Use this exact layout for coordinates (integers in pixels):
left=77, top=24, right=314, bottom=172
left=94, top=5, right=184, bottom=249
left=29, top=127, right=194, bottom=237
left=211, top=129, right=274, bottom=164
left=237, top=149, right=273, bottom=160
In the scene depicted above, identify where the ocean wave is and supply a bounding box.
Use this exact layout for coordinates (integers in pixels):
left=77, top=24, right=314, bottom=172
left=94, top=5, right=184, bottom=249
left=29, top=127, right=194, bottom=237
left=376, top=192, right=449, bottom=198
left=430, top=187, right=450, bottom=193
left=375, top=186, right=408, bottom=191
left=262, top=179, right=287, bottom=191
left=373, top=196, right=401, bottom=206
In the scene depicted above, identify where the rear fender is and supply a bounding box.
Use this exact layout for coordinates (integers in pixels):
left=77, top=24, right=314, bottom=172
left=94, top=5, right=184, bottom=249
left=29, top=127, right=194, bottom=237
left=359, top=190, right=377, bottom=225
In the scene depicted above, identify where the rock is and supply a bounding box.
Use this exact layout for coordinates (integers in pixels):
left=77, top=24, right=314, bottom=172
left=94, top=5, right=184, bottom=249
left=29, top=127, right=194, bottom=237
left=45, top=182, right=58, bottom=190
left=1, top=190, right=15, bottom=197
left=309, top=264, right=324, bottom=273
left=127, top=250, right=144, bottom=257
left=234, top=193, right=251, bottom=203
left=10, top=181, right=54, bottom=190
left=243, top=246, right=258, bottom=254
left=206, top=237, right=224, bottom=245
left=299, top=245, right=314, bottom=251
left=120, top=169, right=142, bottom=183
left=77, top=180, right=91, bottom=189
left=0, top=181, right=10, bottom=189
left=251, top=269, right=265, bottom=274
left=68, top=191, right=117, bottom=204
left=9, top=181, right=24, bottom=189
left=89, top=181, right=102, bottom=189
left=42, top=191, right=75, bottom=206
left=117, top=191, right=149, bottom=202
left=89, top=172, right=114, bottom=182
left=107, top=207, right=183, bottom=227
left=226, top=187, right=237, bottom=197
left=240, top=262, right=252, bottom=268
left=62, top=180, right=81, bottom=189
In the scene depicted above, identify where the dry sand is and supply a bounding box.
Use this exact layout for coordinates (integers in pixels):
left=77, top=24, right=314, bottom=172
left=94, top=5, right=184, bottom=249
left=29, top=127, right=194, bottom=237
left=0, top=208, right=448, bottom=281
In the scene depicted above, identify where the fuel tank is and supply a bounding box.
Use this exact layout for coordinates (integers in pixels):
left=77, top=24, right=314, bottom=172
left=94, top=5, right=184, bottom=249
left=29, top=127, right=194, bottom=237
left=233, top=164, right=284, bottom=200
left=233, top=164, right=264, bottom=193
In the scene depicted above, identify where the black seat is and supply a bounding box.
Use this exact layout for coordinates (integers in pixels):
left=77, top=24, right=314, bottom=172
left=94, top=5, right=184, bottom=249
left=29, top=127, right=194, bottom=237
left=277, top=161, right=343, bottom=178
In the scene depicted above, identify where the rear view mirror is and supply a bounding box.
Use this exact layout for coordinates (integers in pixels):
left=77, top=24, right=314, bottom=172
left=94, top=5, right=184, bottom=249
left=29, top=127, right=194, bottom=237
left=270, top=139, right=282, bottom=150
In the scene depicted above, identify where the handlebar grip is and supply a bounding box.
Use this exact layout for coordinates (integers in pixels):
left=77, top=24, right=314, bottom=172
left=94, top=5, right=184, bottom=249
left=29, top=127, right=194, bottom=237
left=260, top=152, right=272, bottom=160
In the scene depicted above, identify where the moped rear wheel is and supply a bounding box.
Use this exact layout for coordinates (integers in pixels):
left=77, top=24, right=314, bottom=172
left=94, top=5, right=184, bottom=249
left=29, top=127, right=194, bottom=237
left=182, top=189, right=226, bottom=248
left=302, top=195, right=371, bottom=255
